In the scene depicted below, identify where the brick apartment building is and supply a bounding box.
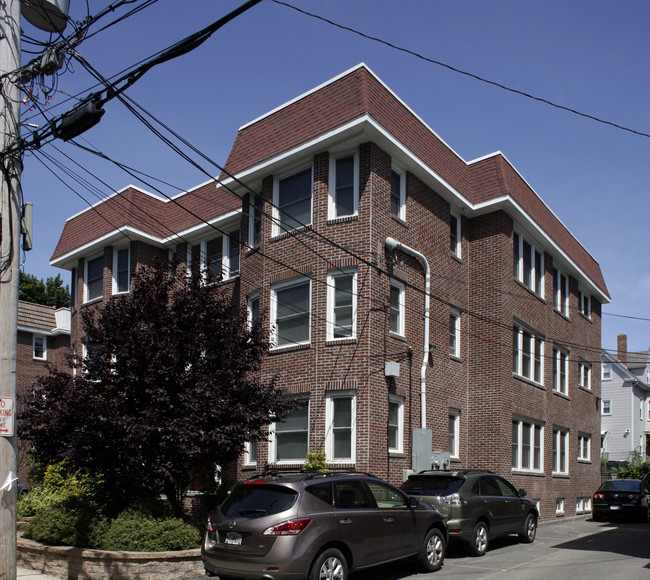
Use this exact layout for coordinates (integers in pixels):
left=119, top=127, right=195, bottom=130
left=16, top=300, right=71, bottom=483
left=50, top=64, right=609, bottom=520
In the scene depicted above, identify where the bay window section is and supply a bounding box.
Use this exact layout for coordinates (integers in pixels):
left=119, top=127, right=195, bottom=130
left=327, top=270, right=357, bottom=340
left=329, top=153, right=358, bottom=219
left=271, top=279, right=311, bottom=347
left=113, top=247, right=130, bottom=294
left=85, top=255, right=103, bottom=303
left=275, top=167, right=312, bottom=235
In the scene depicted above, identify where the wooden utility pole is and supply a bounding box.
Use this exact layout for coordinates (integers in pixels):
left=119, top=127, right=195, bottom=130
left=0, top=0, right=21, bottom=577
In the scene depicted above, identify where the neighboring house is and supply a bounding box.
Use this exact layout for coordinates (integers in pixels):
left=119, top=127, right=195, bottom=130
left=16, top=299, right=71, bottom=483
left=50, top=64, right=609, bottom=520
left=601, top=334, right=650, bottom=462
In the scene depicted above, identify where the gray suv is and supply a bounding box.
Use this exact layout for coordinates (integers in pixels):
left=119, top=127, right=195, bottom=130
left=202, top=470, right=448, bottom=579
left=401, top=469, right=538, bottom=557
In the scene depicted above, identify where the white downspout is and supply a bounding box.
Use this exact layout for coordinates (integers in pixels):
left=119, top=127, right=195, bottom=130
left=385, top=237, right=430, bottom=429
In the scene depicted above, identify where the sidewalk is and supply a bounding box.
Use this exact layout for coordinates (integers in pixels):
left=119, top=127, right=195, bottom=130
left=17, top=567, right=60, bottom=579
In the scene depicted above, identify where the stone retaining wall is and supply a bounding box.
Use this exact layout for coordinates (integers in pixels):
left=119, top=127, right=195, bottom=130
left=18, top=536, right=204, bottom=579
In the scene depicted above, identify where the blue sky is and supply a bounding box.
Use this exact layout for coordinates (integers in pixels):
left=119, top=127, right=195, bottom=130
left=17, top=0, right=650, bottom=354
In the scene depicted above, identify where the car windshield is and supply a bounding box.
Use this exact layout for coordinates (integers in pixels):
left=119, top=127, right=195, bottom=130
left=221, top=484, right=298, bottom=518
left=401, top=476, right=464, bottom=497
left=599, top=479, right=642, bottom=492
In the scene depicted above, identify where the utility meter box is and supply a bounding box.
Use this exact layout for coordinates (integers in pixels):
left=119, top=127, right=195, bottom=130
left=411, top=428, right=432, bottom=473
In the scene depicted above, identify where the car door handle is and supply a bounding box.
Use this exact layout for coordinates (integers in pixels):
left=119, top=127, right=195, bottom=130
left=339, top=518, right=353, bottom=525
left=383, top=517, right=394, bottom=523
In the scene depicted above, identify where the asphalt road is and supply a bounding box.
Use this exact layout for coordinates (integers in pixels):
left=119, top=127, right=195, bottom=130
left=193, top=516, right=650, bottom=580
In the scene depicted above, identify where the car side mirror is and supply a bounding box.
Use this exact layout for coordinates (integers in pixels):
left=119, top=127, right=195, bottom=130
left=518, top=489, right=527, bottom=497
left=409, top=496, right=419, bottom=509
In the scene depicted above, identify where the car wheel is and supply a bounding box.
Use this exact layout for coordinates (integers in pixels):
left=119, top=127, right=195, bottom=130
left=518, top=512, right=537, bottom=543
left=416, top=527, right=445, bottom=572
left=467, top=521, right=488, bottom=557
left=309, top=548, right=348, bottom=580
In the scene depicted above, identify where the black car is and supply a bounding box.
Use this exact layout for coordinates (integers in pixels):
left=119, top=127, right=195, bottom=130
left=592, top=478, right=650, bottom=522
left=202, top=470, right=448, bottom=580
left=401, top=469, right=538, bottom=556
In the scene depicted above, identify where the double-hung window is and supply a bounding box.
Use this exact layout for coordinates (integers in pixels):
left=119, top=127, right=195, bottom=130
left=327, top=269, right=357, bottom=340
left=325, top=392, right=356, bottom=462
left=388, top=396, right=404, bottom=453
left=449, top=410, right=460, bottom=458
left=113, top=247, right=130, bottom=294
left=513, top=324, right=544, bottom=384
left=271, top=279, right=311, bottom=347
left=249, top=195, right=263, bottom=247
left=389, top=280, right=405, bottom=336
left=244, top=439, right=257, bottom=466
left=275, top=167, right=312, bottom=235
left=513, top=232, right=543, bottom=296
left=579, top=361, right=591, bottom=390
left=450, top=212, right=461, bottom=257
left=85, top=255, right=103, bottom=303
left=553, top=267, right=569, bottom=316
left=552, top=428, right=569, bottom=474
left=189, top=229, right=240, bottom=281
left=553, top=347, right=568, bottom=395
left=579, top=290, right=591, bottom=318
left=512, top=418, right=543, bottom=472
left=602, top=363, right=612, bottom=381
left=329, top=153, right=358, bottom=219
left=601, top=399, right=612, bottom=415
left=449, top=309, right=461, bottom=358
left=247, top=293, right=260, bottom=329
left=33, top=335, right=46, bottom=360
left=578, top=433, right=591, bottom=461
left=390, top=168, right=405, bottom=220
left=270, top=397, right=309, bottom=463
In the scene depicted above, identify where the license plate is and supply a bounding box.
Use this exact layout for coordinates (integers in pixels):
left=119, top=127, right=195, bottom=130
left=225, top=531, right=242, bottom=545
left=610, top=505, right=621, bottom=510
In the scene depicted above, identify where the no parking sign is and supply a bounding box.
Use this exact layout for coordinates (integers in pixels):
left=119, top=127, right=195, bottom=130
left=0, top=397, right=14, bottom=437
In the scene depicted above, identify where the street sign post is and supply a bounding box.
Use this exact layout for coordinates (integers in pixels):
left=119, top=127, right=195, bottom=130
left=0, top=397, right=15, bottom=437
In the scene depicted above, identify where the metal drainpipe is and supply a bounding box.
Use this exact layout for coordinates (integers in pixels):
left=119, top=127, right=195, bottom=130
left=385, top=237, right=430, bottom=430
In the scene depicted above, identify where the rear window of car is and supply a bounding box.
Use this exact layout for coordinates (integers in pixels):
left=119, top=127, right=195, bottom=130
left=599, top=480, right=642, bottom=492
left=221, top=484, right=298, bottom=518
left=401, top=476, right=464, bottom=497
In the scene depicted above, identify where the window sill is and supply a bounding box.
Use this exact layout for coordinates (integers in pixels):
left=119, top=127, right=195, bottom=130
left=390, top=214, right=408, bottom=227
left=577, top=459, right=592, bottom=464
left=511, top=469, right=545, bottom=477
left=270, top=343, right=311, bottom=354
left=514, top=279, right=545, bottom=303
left=83, top=297, right=103, bottom=306
left=513, top=373, right=546, bottom=391
left=270, top=224, right=311, bottom=241
left=326, top=338, right=357, bottom=346
left=390, top=331, right=407, bottom=342
left=327, top=214, right=358, bottom=225
left=553, top=308, right=570, bottom=322
left=579, top=312, right=593, bottom=323
left=449, top=251, right=463, bottom=264
left=579, top=386, right=593, bottom=394
left=449, top=355, right=462, bottom=363
left=552, top=390, right=571, bottom=401
left=552, top=473, right=570, bottom=479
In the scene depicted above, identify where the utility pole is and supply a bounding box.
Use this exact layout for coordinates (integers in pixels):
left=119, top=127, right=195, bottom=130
left=0, top=0, right=21, bottom=576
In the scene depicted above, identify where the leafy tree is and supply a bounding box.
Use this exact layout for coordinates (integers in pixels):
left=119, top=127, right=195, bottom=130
left=19, top=262, right=296, bottom=515
left=20, top=271, right=70, bottom=308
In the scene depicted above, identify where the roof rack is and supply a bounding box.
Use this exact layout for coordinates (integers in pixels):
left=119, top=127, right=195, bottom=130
left=246, top=467, right=380, bottom=481
left=415, top=468, right=495, bottom=476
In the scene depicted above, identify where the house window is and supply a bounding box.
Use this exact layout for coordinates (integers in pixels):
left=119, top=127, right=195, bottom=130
left=579, top=290, right=591, bottom=318
left=602, top=363, right=612, bottom=381
left=244, top=439, right=257, bottom=466
left=249, top=195, right=263, bottom=247
left=556, top=498, right=565, bottom=515
left=33, top=335, right=46, bottom=360
left=553, top=347, right=568, bottom=395
left=513, top=324, right=544, bottom=384
left=329, top=153, right=358, bottom=219
left=113, top=247, right=130, bottom=294
left=450, top=212, right=461, bottom=257
left=390, top=168, right=405, bottom=220
left=326, top=392, right=356, bottom=462
left=388, top=396, right=404, bottom=453
left=449, top=309, right=460, bottom=358
left=389, top=280, right=405, bottom=336
left=70, top=268, right=77, bottom=308
left=327, top=270, right=357, bottom=340
left=602, top=399, right=612, bottom=415
left=578, top=433, right=591, bottom=461
left=247, top=293, right=260, bottom=329
left=512, top=418, right=543, bottom=472
left=449, top=410, right=460, bottom=458
left=513, top=231, right=543, bottom=296
left=189, top=229, right=240, bottom=281
left=553, top=267, right=569, bottom=316
left=270, top=398, right=309, bottom=463
left=271, top=279, right=311, bottom=347
left=85, top=255, right=103, bottom=302
left=275, top=167, right=312, bottom=234
left=552, top=428, right=569, bottom=474
left=579, top=361, right=591, bottom=390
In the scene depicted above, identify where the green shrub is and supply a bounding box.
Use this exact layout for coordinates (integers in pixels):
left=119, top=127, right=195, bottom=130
left=302, top=448, right=328, bottom=472
left=23, top=504, right=100, bottom=547
left=97, top=510, right=201, bottom=551
left=617, top=450, right=650, bottom=480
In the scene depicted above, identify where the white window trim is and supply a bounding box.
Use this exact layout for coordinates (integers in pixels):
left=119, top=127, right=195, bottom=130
left=325, top=391, right=357, bottom=463
left=513, top=324, right=544, bottom=384
left=449, top=309, right=461, bottom=358
left=449, top=409, right=460, bottom=459
left=390, top=279, right=406, bottom=337
left=328, top=151, right=359, bottom=220
left=553, top=347, right=568, bottom=395
left=579, top=361, right=592, bottom=390
left=390, top=166, right=406, bottom=221
left=244, top=439, right=257, bottom=466
left=273, top=165, right=313, bottom=237
left=552, top=428, right=569, bottom=475
left=187, top=228, right=240, bottom=281
left=33, top=334, right=47, bottom=361
left=450, top=211, right=461, bottom=258
left=268, top=396, right=309, bottom=465
left=248, top=194, right=263, bottom=247
left=84, top=253, right=104, bottom=303
left=389, top=395, right=405, bottom=454
left=578, top=433, right=591, bottom=461
left=326, top=269, right=357, bottom=341
left=270, top=278, right=311, bottom=349
left=556, top=498, right=565, bottom=515
left=247, top=292, right=260, bottom=330
left=512, top=417, right=544, bottom=473
left=601, top=399, right=612, bottom=415
left=513, top=231, right=544, bottom=297
left=579, top=289, right=591, bottom=319
left=553, top=267, right=569, bottom=317
left=602, top=363, right=612, bottom=381
left=112, top=247, right=130, bottom=295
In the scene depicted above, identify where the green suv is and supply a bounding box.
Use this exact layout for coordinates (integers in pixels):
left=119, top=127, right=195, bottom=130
left=401, top=469, right=538, bottom=556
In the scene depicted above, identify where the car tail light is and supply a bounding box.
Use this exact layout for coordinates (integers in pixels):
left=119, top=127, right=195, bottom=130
left=593, top=493, right=605, bottom=500
left=439, top=493, right=466, bottom=506
left=627, top=494, right=640, bottom=500
left=262, top=517, right=312, bottom=536
left=205, top=516, right=216, bottom=532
